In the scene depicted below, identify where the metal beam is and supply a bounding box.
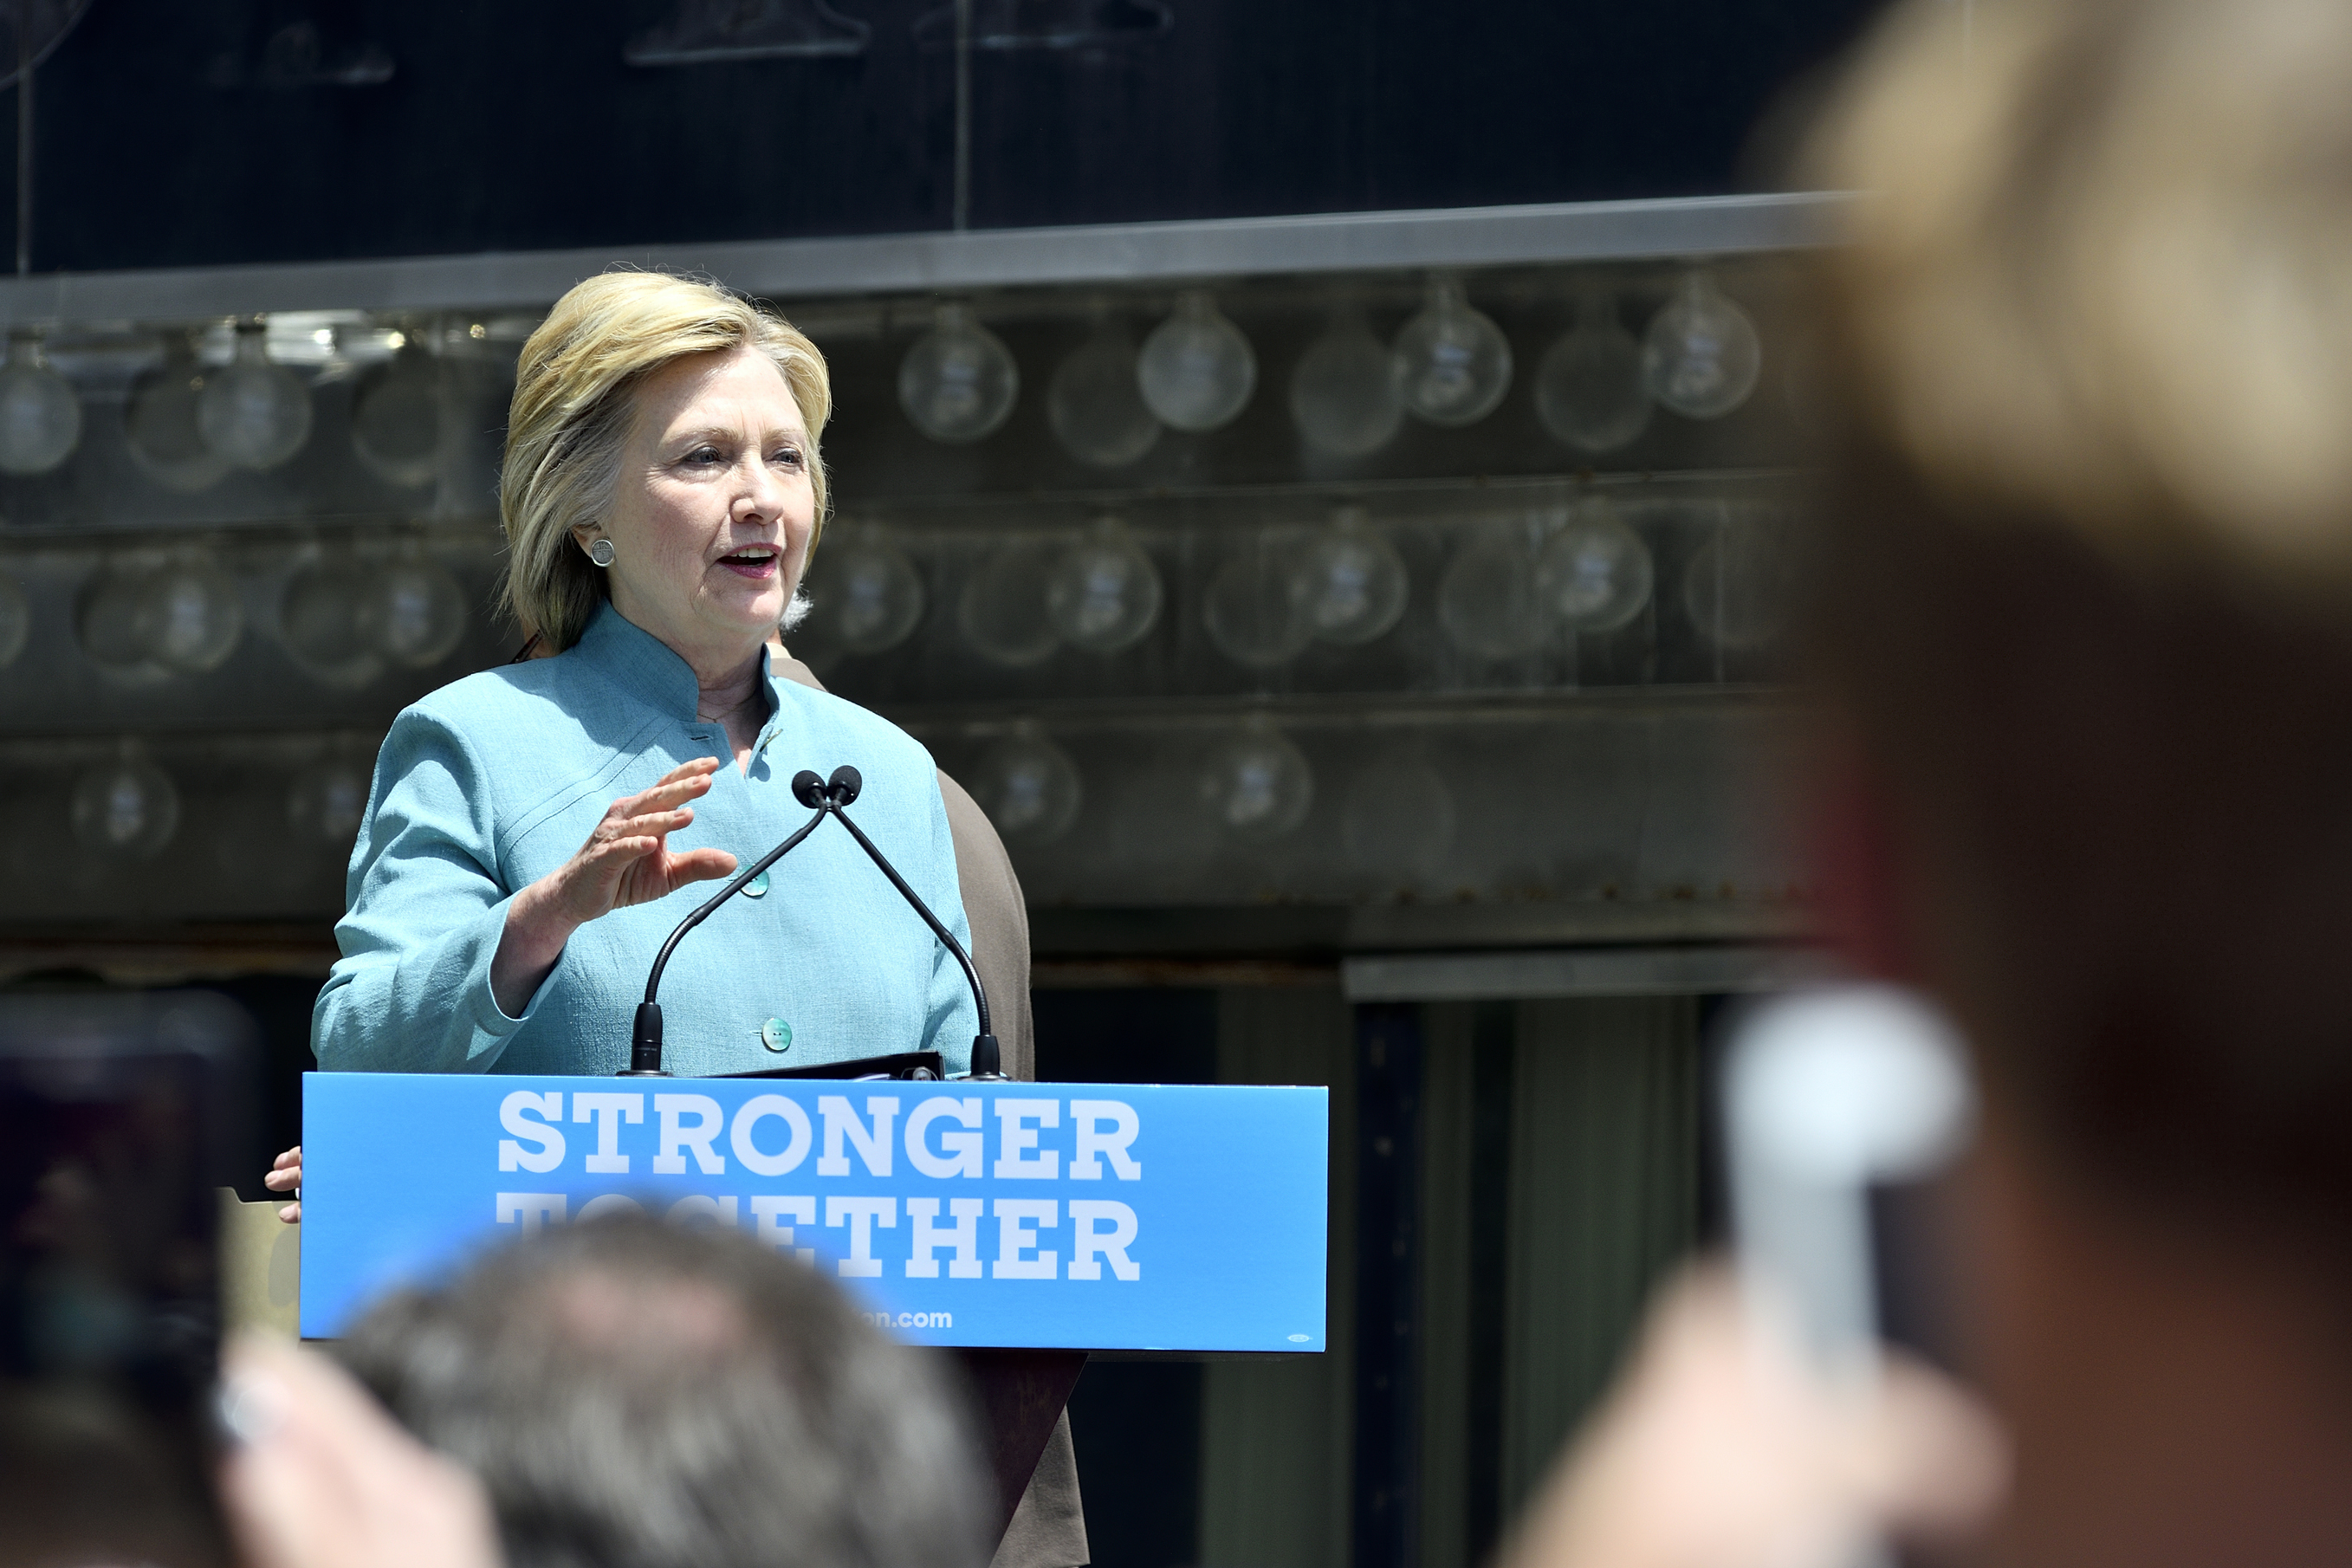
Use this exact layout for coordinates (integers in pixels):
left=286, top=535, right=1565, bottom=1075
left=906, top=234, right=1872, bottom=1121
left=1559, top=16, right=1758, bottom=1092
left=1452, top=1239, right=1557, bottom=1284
left=1340, top=944, right=1830, bottom=1002
left=0, top=191, right=1851, bottom=324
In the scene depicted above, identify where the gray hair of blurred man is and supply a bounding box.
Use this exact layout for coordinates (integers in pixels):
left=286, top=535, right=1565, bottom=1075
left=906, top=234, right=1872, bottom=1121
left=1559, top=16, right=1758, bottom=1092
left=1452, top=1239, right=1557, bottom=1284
left=1792, top=0, right=2352, bottom=1234
left=334, top=1213, right=990, bottom=1568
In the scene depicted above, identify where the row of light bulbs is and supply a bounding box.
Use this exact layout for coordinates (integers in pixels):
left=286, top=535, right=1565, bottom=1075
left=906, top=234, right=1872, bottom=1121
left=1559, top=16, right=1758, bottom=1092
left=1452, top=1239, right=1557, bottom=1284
left=0, top=271, right=1756, bottom=485
left=55, top=741, right=367, bottom=865
left=897, top=270, right=1764, bottom=462
left=963, top=718, right=1451, bottom=875
left=0, top=321, right=448, bottom=488
left=0, top=547, right=470, bottom=683
left=52, top=719, right=1440, bottom=883
left=800, top=500, right=1786, bottom=669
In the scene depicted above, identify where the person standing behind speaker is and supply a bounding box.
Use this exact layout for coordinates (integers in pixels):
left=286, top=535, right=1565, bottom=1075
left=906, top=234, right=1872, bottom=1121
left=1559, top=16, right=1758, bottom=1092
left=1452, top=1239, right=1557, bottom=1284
left=769, top=638, right=1090, bottom=1568
left=310, top=271, right=977, bottom=1078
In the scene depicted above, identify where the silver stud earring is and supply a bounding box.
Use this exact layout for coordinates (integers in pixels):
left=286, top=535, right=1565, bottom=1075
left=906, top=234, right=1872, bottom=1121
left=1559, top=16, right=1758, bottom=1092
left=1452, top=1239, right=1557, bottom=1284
left=588, top=538, right=616, bottom=568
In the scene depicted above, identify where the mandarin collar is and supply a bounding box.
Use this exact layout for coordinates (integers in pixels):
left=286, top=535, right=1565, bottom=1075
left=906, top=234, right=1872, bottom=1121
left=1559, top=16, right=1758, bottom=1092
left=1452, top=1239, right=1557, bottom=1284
left=571, top=603, right=786, bottom=728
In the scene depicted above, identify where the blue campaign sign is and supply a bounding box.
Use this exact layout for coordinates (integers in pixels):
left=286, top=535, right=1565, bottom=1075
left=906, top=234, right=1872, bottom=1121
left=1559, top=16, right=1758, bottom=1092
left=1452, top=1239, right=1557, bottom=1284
left=300, top=1073, right=1329, bottom=1351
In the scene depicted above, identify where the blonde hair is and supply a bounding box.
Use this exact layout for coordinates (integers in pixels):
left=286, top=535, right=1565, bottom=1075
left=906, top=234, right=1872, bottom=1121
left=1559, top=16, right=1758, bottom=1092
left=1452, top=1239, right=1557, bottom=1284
left=499, top=271, right=833, bottom=651
left=1791, top=0, right=2352, bottom=1222
left=1799, top=0, right=2352, bottom=599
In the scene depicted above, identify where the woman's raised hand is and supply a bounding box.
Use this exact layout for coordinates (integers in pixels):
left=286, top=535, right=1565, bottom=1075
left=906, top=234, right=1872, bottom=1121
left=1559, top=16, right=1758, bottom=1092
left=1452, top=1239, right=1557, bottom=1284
left=491, top=758, right=740, bottom=1016
left=537, top=756, right=740, bottom=923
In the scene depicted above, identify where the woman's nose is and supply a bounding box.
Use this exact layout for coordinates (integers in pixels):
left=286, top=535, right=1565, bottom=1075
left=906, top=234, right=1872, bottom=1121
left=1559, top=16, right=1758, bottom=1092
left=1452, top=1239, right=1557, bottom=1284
left=735, top=453, right=787, bottom=520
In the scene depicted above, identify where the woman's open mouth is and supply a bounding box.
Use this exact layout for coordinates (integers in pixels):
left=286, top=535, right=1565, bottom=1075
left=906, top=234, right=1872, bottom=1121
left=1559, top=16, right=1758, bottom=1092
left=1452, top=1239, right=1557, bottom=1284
left=718, top=544, right=781, bottom=580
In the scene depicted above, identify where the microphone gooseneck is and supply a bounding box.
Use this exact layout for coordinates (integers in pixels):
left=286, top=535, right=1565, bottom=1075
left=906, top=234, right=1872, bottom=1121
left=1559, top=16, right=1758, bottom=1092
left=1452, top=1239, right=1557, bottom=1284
left=816, top=765, right=1006, bottom=1081
left=623, top=775, right=832, bottom=1077
left=623, top=763, right=1005, bottom=1081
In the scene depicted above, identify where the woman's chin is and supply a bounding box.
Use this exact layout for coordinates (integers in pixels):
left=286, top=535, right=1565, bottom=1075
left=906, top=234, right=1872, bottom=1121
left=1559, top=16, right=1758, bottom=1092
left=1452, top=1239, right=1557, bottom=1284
left=702, top=583, right=789, bottom=638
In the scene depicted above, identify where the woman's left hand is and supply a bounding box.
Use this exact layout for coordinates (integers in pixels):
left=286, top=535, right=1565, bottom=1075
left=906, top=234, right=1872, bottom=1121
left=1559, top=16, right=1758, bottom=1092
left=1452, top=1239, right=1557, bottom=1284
left=264, top=1145, right=302, bottom=1224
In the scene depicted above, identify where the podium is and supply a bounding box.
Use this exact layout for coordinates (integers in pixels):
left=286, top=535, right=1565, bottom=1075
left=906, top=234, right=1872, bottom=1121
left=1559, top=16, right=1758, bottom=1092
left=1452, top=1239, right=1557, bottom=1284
left=300, top=1072, right=1329, bottom=1540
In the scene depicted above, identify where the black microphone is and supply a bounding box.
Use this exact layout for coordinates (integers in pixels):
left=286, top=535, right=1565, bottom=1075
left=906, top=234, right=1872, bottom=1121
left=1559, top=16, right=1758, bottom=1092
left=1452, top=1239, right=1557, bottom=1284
left=623, top=774, right=832, bottom=1077
left=812, top=764, right=1008, bottom=1081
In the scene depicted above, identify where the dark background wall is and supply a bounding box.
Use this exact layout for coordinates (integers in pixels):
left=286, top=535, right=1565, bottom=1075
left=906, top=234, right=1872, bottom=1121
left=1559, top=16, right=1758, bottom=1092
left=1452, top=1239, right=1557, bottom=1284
left=16, top=0, right=1882, bottom=273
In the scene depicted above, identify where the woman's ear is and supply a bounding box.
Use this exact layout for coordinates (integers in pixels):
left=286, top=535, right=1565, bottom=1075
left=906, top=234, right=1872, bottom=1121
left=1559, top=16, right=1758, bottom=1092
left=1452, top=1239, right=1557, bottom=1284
left=573, top=528, right=617, bottom=569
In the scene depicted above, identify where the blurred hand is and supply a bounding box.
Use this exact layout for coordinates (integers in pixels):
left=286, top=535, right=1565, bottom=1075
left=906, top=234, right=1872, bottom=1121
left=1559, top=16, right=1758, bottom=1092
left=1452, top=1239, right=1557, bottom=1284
left=1503, top=1265, right=2007, bottom=1568
left=263, top=1145, right=301, bottom=1224
left=492, top=757, right=740, bottom=1015
left=217, top=1334, right=502, bottom=1568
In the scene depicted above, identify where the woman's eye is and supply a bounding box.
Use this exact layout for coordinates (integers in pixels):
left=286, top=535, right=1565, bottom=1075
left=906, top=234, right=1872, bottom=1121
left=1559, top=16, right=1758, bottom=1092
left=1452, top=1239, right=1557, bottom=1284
left=684, top=446, right=723, bottom=466
left=772, top=446, right=803, bottom=468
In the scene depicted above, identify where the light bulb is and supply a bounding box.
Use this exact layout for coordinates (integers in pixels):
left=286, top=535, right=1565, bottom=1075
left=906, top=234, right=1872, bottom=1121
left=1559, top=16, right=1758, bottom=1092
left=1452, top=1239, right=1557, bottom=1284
left=1391, top=276, right=1513, bottom=428
left=1342, top=755, right=1455, bottom=878
left=1197, top=721, right=1312, bottom=840
left=1137, top=290, right=1256, bottom=433
left=969, top=726, right=1083, bottom=844
left=1290, top=310, right=1402, bottom=457
left=137, top=551, right=245, bottom=675
left=366, top=549, right=469, bottom=668
left=898, top=302, right=1019, bottom=444
left=280, top=552, right=379, bottom=683
left=1537, top=498, right=1653, bottom=632
left=1045, top=517, right=1161, bottom=654
left=1438, top=522, right=1552, bottom=658
left=956, top=541, right=1061, bottom=666
left=350, top=340, right=444, bottom=488
left=1047, top=317, right=1162, bottom=467
left=1643, top=271, right=1762, bottom=419
left=1537, top=294, right=1654, bottom=452
left=71, top=745, right=181, bottom=860
left=807, top=525, right=925, bottom=656
left=0, top=570, right=28, bottom=669
left=78, top=560, right=156, bottom=671
left=1684, top=506, right=1796, bottom=651
left=1202, top=530, right=1314, bottom=669
left=126, top=335, right=230, bottom=494
left=1298, top=506, right=1408, bottom=646
left=0, top=333, right=81, bottom=476
left=199, top=320, right=315, bottom=470
left=288, top=755, right=371, bottom=847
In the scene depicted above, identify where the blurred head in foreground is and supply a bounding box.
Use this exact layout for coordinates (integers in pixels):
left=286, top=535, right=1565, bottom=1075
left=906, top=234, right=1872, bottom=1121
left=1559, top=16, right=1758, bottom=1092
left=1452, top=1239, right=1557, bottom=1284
left=1797, top=0, right=2352, bottom=1555
left=336, top=1214, right=989, bottom=1568
left=1803, top=0, right=2352, bottom=1236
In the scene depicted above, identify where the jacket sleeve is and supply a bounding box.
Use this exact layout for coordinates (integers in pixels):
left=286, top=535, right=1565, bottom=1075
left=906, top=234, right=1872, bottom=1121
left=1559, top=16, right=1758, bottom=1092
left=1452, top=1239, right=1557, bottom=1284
left=914, top=770, right=982, bottom=1074
left=311, top=705, right=566, bottom=1072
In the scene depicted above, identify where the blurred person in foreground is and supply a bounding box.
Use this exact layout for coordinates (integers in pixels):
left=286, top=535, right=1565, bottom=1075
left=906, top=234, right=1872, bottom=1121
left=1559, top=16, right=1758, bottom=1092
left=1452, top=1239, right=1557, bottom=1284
left=308, top=1211, right=992, bottom=1568
left=215, top=1334, right=503, bottom=1568
left=1506, top=3, right=2352, bottom=1568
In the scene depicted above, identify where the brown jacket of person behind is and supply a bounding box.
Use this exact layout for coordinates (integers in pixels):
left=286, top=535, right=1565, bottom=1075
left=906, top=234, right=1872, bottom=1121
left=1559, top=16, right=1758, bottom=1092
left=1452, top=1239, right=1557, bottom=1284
left=774, top=645, right=1087, bottom=1568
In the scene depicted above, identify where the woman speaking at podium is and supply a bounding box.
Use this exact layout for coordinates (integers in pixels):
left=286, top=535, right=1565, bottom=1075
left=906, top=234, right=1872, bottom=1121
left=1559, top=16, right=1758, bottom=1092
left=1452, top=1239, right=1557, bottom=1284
left=285, top=271, right=1086, bottom=1568
left=308, top=272, right=978, bottom=1078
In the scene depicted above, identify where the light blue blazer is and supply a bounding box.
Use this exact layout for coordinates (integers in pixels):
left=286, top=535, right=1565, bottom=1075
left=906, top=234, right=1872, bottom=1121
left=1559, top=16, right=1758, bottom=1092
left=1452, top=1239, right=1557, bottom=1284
left=312, top=604, right=978, bottom=1078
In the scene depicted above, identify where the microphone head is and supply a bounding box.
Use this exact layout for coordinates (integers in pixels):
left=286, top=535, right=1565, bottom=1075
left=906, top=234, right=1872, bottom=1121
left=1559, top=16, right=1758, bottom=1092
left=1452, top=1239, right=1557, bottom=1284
left=826, top=764, right=864, bottom=806
left=791, top=770, right=828, bottom=808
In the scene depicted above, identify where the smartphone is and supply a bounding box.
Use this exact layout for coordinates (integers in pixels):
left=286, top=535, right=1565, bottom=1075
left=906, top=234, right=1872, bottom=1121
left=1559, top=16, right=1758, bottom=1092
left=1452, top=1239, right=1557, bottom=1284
left=1720, top=983, right=1973, bottom=1368
left=0, top=989, right=256, bottom=1568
